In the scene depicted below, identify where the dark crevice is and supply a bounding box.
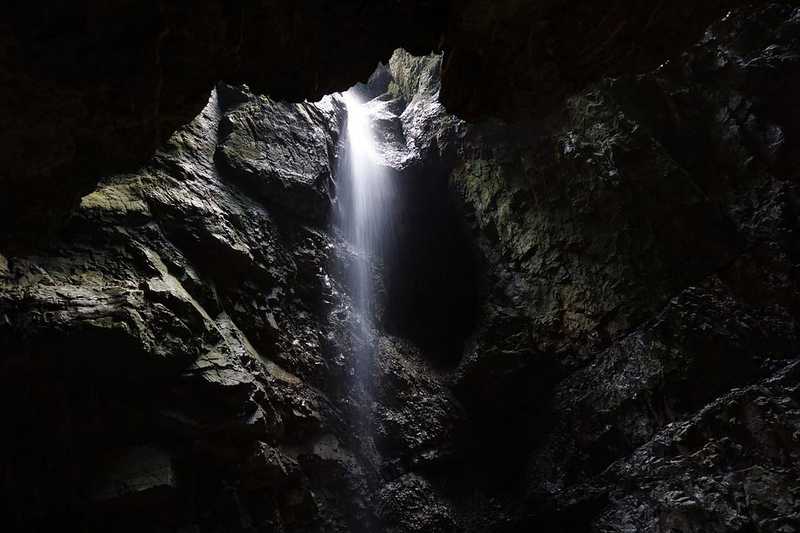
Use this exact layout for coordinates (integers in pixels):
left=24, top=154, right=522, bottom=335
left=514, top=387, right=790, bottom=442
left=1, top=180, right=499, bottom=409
left=380, top=162, right=483, bottom=367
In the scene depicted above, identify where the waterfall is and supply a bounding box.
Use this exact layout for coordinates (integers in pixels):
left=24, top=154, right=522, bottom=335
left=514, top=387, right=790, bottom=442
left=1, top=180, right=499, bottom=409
left=337, top=89, right=394, bottom=406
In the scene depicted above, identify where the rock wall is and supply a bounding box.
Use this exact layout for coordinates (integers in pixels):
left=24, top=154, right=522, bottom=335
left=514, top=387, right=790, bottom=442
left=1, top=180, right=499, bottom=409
left=444, top=2, right=800, bottom=530
left=0, top=78, right=469, bottom=531
left=1, top=2, right=800, bottom=532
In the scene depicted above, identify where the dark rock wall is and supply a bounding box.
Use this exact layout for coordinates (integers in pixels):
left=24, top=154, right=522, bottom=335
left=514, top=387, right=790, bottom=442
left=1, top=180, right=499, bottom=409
left=2, top=2, right=800, bottom=532
left=439, top=0, right=756, bottom=122
left=444, top=3, right=800, bottom=530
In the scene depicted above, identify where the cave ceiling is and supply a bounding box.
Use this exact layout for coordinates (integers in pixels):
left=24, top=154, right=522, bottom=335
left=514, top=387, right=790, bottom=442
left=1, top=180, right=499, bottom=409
left=1, top=0, right=743, bottom=241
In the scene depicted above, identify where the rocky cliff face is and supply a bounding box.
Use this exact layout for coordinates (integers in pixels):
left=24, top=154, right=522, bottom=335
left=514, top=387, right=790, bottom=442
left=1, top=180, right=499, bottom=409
left=2, top=2, right=800, bottom=532
left=0, top=77, right=471, bottom=531
left=446, top=3, right=800, bottom=530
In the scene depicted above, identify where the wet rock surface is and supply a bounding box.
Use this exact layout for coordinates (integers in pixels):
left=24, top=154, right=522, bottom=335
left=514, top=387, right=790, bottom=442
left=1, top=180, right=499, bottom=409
left=2, top=3, right=800, bottom=532
left=443, top=3, right=800, bottom=530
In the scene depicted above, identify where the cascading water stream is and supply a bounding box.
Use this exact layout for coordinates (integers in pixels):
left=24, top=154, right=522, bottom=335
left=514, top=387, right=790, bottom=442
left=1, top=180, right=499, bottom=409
left=337, top=90, right=394, bottom=416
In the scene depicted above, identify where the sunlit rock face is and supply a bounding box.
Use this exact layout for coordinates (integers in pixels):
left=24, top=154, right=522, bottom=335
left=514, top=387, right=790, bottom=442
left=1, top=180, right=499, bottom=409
left=2, top=3, right=800, bottom=532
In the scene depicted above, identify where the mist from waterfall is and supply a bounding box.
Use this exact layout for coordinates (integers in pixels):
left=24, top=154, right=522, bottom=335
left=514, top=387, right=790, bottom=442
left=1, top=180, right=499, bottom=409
left=337, top=90, right=395, bottom=391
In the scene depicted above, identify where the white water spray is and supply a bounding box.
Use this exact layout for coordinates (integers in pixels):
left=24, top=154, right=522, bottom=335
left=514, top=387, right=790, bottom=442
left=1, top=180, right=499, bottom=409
left=334, top=89, right=400, bottom=467
left=339, top=91, right=394, bottom=334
